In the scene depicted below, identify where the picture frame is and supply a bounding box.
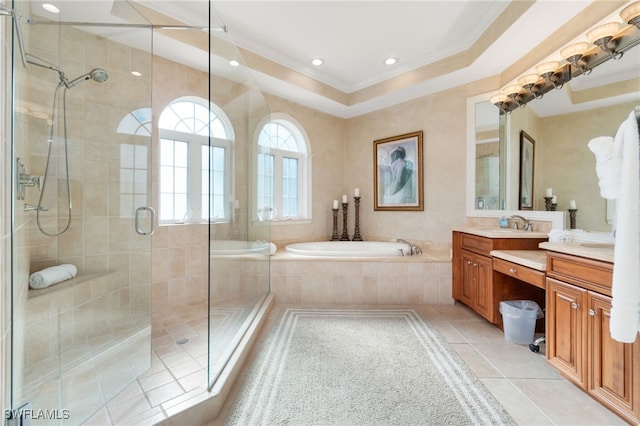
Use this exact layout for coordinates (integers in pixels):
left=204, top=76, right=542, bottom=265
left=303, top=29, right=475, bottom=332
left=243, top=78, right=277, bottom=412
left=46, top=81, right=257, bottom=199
left=373, top=131, right=424, bottom=211
left=519, top=130, right=535, bottom=210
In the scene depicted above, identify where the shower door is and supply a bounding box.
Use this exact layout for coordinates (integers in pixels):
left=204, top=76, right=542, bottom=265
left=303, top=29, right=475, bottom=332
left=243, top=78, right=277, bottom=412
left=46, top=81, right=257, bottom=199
left=8, top=1, right=153, bottom=424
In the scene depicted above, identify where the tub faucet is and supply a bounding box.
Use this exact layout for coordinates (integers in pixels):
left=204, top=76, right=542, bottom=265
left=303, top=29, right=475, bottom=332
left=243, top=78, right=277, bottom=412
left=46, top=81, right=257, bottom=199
left=510, top=215, right=533, bottom=231
left=397, top=239, right=421, bottom=256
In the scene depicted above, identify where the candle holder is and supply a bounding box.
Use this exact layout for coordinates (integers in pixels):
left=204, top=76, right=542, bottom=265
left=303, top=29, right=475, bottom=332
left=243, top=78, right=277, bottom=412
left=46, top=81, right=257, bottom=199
left=340, top=202, right=350, bottom=241
left=330, top=208, right=340, bottom=241
left=568, top=208, right=578, bottom=229
left=550, top=203, right=557, bottom=211
left=544, top=196, right=553, bottom=211
left=352, top=196, right=363, bottom=241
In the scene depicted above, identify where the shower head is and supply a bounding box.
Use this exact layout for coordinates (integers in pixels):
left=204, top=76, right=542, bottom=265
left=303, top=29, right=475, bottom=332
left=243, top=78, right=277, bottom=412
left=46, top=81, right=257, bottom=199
left=66, top=68, right=109, bottom=88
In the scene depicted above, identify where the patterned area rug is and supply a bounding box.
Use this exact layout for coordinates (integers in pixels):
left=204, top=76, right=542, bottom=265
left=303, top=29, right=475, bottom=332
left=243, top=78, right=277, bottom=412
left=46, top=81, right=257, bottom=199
left=226, top=308, right=515, bottom=425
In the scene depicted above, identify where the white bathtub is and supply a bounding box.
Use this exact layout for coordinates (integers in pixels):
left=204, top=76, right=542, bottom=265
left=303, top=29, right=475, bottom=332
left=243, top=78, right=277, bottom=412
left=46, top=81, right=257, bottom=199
left=284, top=241, right=409, bottom=257
left=209, top=240, right=271, bottom=255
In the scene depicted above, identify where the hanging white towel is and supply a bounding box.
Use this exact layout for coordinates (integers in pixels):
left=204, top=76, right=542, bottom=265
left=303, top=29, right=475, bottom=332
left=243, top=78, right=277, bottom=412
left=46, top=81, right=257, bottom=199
left=588, top=136, right=622, bottom=199
left=609, top=111, right=640, bottom=343
left=29, top=264, right=78, bottom=289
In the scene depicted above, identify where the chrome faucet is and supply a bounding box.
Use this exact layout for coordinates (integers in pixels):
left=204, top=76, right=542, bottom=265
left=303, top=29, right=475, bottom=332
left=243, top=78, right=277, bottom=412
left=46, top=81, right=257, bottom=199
left=397, top=239, right=422, bottom=256
left=510, top=215, right=533, bottom=231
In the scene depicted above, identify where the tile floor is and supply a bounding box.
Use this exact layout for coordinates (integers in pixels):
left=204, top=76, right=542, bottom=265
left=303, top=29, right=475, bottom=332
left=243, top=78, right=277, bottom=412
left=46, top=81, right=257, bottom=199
left=211, top=303, right=627, bottom=426
left=85, top=302, right=256, bottom=425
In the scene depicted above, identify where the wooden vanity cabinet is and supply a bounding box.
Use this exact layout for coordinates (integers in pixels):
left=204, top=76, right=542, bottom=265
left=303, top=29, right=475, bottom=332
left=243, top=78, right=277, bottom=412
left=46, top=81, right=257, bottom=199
left=452, top=231, right=546, bottom=324
left=546, top=252, right=640, bottom=424
left=459, top=249, right=493, bottom=319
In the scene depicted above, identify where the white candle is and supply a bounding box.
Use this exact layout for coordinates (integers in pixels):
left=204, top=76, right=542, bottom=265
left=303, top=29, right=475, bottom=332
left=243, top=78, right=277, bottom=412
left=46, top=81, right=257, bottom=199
left=545, top=188, right=553, bottom=197
left=342, top=195, right=347, bottom=203
left=333, top=199, right=339, bottom=209
left=551, top=195, right=557, bottom=204
left=569, top=200, right=576, bottom=209
left=354, top=188, right=360, bottom=197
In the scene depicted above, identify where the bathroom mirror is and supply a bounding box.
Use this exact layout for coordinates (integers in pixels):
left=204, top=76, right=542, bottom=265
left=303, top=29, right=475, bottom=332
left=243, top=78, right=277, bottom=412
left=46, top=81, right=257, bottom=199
left=472, top=99, right=503, bottom=211
left=468, top=50, right=640, bottom=230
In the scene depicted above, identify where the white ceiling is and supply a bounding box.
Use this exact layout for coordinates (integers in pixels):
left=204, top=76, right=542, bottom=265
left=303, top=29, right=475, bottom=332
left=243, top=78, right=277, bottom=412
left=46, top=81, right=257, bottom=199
left=28, top=0, right=640, bottom=118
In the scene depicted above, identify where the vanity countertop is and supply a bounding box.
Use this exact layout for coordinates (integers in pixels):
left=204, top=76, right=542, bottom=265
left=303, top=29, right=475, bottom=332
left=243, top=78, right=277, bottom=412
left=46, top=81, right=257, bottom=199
left=490, top=250, right=547, bottom=271
left=454, top=227, right=549, bottom=239
left=539, top=241, right=614, bottom=264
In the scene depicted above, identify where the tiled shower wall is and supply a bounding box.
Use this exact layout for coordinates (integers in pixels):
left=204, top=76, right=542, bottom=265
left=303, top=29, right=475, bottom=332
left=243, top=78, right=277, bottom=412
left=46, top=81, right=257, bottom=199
left=5, top=19, right=153, bottom=419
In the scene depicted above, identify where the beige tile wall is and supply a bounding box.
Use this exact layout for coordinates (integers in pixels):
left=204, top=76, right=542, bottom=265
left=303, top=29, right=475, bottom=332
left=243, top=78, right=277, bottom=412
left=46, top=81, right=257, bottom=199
left=3, top=19, right=153, bottom=420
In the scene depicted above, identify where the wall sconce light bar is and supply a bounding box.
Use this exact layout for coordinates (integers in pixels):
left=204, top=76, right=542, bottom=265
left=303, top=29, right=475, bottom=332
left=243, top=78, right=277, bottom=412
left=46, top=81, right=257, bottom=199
left=492, top=20, right=640, bottom=114
left=621, top=1, right=640, bottom=28
left=496, top=65, right=571, bottom=114
left=587, top=22, right=623, bottom=59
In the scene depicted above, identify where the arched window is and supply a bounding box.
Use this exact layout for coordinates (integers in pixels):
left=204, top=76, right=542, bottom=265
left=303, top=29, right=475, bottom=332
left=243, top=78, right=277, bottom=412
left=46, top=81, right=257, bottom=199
left=256, top=114, right=311, bottom=221
left=117, top=107, right=152, bottom=136
left=158, top=96, right=234, bottom=223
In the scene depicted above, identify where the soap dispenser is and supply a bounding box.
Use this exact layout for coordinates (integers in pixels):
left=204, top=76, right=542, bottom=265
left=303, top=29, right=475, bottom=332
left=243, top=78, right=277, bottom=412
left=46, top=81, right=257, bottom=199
left=498, top=216, right=509, bottom=229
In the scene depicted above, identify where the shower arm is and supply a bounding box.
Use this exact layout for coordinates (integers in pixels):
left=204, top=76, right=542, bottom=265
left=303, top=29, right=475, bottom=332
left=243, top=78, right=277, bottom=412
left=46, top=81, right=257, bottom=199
left=1, top=4, right=27, bottom=67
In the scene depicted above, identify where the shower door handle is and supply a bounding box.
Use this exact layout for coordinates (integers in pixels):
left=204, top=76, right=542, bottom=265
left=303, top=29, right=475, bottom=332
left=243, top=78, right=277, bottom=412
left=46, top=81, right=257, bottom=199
left=135, top=206, right=156, bottom=236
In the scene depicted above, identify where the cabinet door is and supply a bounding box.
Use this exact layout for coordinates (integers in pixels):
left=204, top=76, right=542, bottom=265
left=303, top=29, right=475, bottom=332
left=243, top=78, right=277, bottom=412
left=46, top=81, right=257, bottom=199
left=547, top=277, right=587, bottom=387
left=460, top=250, right=475, bottom=307
left=588, top=292, right=639, bottom=419
left=474, top=254, right=493, bottom=321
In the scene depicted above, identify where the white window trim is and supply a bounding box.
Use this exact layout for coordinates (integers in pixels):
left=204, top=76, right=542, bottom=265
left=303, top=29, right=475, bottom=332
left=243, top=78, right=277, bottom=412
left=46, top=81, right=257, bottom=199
left=253, top=114, right=312, bottom=223
left=159, top=129, right=231, bottom=224
left=158, top=97, right=235, bottom=225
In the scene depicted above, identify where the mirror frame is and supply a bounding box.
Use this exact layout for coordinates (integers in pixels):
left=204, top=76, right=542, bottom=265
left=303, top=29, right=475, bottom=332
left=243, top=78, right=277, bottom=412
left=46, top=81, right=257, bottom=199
left=466, top=93, right=565, bottom=229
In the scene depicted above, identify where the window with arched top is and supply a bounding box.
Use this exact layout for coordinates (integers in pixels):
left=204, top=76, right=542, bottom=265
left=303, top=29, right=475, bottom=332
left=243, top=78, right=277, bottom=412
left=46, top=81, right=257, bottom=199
left=256, top=115, right=311, bottom=221
left=158, top=96, right=234, bottom=223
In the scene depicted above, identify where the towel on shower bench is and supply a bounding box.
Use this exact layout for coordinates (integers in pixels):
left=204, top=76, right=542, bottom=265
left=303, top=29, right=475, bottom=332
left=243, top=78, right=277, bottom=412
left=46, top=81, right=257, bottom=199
left=29, top=264, right=78, bottom=289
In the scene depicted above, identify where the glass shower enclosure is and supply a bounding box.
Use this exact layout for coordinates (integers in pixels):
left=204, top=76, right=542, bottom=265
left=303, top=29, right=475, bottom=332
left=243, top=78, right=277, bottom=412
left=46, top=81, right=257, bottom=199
left=9, top=1, right=153, bottom=423
left=5, top=0, right=271, bottom=423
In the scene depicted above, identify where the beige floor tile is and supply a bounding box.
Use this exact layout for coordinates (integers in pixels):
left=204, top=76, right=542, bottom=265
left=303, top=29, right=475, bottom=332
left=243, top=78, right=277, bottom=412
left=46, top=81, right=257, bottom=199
left=178, top=369, right=208, bottom=392
left=450, top=343, right=502, bottom=378
left=145, top=381, right=185, bottom=407
left=510, top=378, right=627, bottom=425
left=168, top=358, right=203, bottom=379
left=138, top=370, right=176, bottom=393
left=471, top=342, right=561, bottom=379
left=450, top=317, right=507, bottom=344
left=480, top=377, right=552, bottom=425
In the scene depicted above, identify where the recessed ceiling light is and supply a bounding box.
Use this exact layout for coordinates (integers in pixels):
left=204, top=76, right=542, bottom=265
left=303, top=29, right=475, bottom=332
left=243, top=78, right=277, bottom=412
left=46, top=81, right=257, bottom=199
left=131, top=71, right=142, bottom=77
left=229, top=60, right=240, bottom=67
left=311, top=58, right=324, bottom=66
left=42, top=3, right=60, bottom=14
left=384, top=57, right=398, bottom=65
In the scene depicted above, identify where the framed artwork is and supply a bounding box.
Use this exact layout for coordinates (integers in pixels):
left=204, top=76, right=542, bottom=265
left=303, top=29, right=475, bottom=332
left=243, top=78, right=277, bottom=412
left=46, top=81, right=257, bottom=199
left=519, top=130, right=535, bottom=210
left=373, top=131, right=423, bottom=211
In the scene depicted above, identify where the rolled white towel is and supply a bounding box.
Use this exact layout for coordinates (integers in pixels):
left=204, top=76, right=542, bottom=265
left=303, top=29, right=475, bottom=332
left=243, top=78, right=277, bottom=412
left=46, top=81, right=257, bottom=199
left=29, top=264, right=78, bottom=289
left=269, top=242, right=277, bottom=255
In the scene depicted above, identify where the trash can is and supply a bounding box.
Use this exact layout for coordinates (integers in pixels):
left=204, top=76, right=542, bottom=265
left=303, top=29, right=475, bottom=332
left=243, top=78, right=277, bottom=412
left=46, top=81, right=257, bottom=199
left=499, top=300, right=544, bottom=345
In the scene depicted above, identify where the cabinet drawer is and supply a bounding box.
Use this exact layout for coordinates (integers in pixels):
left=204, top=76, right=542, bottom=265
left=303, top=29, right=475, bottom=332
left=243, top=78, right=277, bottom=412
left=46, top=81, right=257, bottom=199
left=547, top=252, right=613, bottom=296
left=460, top=234, right=492, bottom=255
left=493, top=257, right=545, bottom=289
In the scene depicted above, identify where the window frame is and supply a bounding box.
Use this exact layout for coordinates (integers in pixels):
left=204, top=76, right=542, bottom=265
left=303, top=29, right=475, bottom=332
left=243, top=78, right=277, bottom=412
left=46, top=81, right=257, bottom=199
left=158, top=97, right=234, bottom=224
left=254, top=114, right=311, bottom=222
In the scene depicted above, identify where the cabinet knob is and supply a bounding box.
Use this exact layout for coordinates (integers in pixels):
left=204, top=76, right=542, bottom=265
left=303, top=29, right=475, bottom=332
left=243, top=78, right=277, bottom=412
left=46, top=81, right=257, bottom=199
left=467, top=260, right=472, bottom=265
left=473, top=262, right=478, bottom=267
left=571, top=302, right=580, bottom=309
left=589, top=308, right=597, bottom=316
left=509, top=268, right=517, bottom=274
